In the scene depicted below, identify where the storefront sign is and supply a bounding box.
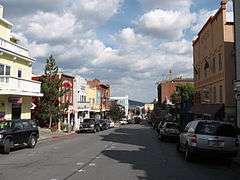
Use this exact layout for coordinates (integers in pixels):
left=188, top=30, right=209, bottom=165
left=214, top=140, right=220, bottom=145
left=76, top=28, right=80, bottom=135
left=8, top=97, right=22, bottom=104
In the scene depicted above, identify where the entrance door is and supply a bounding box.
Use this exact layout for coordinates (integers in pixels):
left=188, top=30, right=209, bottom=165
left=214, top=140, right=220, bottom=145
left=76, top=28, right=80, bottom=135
left=12, top=104, right=21, bottom=120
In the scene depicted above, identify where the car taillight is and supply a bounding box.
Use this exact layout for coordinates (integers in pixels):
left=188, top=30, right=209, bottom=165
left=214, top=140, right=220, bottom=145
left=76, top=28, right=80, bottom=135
left=191, top=134, right=197, bottom=144
left=235, top=138, right=239, bottom=147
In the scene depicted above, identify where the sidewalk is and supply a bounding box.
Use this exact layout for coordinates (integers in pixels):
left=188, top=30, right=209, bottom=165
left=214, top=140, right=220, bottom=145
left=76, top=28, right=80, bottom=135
left=38, top=128, right=75, bottom=141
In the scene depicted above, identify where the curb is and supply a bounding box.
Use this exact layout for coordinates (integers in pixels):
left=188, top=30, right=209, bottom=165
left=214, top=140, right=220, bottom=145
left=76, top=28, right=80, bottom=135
left=39, top=132, right=76, bottom=142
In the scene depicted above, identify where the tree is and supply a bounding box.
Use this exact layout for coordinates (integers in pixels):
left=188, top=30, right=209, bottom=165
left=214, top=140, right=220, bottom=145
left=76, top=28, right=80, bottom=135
left=171, top=84, right=194, bottom=104
left=108, top=101, right=125, bottom=122
left=34, top=55, right=69, bottom=129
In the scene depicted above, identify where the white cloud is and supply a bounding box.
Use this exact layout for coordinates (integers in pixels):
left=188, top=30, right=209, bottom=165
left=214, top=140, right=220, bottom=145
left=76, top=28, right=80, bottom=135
left=137, top=0, right=192, bottom=11
left=137, top=9, right=193, bottom=40
left=16, top=12, right=77, bottom=41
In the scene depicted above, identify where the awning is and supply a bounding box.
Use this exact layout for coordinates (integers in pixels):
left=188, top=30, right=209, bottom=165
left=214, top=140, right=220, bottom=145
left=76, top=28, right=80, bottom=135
left=189, top=104, right=224, bottom=116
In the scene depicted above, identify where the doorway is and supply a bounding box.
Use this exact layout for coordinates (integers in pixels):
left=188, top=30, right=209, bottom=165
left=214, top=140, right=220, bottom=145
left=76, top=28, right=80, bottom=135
left=12, top=104, right=21, bottom=120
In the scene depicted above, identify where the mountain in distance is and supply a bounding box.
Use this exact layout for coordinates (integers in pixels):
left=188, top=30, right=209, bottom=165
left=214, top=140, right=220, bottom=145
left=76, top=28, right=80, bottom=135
left=129, top=99, right=145, bottom=108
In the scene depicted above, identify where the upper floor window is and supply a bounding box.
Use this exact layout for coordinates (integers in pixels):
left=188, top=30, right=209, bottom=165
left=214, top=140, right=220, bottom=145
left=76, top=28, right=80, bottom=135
left=212, top=58, right=216, bottom=73
left=219, top=85, right=223, bottom=103
left=0, top=64, right=11, bottom=76
left=213, top=86, right=216, bottom=103
left=219, top=54, right=222, bottom=71
left=17, top=69, right=22, bottom=78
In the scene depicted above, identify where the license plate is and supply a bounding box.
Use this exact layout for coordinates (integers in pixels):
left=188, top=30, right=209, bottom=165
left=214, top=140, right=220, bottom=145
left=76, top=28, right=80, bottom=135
left=208, top=140, right=224, bottom=147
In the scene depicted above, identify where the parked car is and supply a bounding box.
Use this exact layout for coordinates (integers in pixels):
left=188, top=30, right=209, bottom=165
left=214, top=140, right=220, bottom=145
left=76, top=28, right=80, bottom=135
left=0, top=119, right=39, bottom=154
left=78, top=118, right=101, bottom=133
left=134, top=116, right=141, bottom=124
left=177, top=120, right=239, bottom=163
left=99, top=119, right=108, bottom=130
left=159, top=122, right=180, bottom=141
left=106, top=119, right=115, bottom=128
left=120, top=118, right=128, bottom=125
left=127, top=118, right=135, bottom=124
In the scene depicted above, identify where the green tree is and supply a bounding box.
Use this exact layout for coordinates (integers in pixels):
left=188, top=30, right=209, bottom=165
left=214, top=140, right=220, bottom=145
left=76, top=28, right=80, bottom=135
left=108, top=101, right=125, bottom=122
left=35, top=55, right=69, bottom=129
left=171, top=84, right=194, bottom=104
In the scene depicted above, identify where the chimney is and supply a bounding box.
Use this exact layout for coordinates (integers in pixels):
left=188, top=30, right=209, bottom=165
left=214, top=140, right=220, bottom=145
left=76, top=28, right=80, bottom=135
left=221, top=0, right=227, bottom=9
left=0, top=5, right=3, bottom=18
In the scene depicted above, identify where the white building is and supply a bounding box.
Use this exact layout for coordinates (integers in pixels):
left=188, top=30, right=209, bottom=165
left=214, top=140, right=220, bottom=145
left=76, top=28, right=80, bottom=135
left=110, top=96, right=129, bottom=117
left=73, top=76, right=90, bottom=122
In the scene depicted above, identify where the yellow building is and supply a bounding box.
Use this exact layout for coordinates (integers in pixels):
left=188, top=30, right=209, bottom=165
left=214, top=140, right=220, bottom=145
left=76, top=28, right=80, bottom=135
left=86, top=85, right=101, bottom=112
left=0, top=5, right=42, bottom=120
left=144, top=103, right=154, bottom=113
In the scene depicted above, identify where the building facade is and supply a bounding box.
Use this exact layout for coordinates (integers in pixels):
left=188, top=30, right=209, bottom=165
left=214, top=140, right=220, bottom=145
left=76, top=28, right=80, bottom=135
left=32, top=73, right=74, bottom=125
left=0, top=5, right=42, bottom=120
left=234, top=0, right=240, bottom=127
left=73, top=76, right=90, bottom=120
left=157, top=78, right=194, bottom=104
left=86, top=79, right=110, bottom=118
left=193, top=0, right=235, bottom=121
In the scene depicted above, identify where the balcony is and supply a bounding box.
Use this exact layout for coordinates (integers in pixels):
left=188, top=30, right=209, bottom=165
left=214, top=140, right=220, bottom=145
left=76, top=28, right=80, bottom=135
left=0, top=76, right=43, bottom=97
left=0, top=38, right=35, bottom=61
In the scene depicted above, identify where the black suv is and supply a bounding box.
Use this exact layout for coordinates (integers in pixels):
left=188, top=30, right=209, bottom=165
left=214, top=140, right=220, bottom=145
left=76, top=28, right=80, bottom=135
left=78, top=118, right=101, bottom=133
left=0, top=119, right=39, bottom=154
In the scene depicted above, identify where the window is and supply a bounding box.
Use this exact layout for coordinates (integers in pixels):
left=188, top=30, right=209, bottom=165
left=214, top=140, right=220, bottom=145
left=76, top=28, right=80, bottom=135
left=0, top=64, right=4, bottom=75
left=213, top=86, right=216, bottom=103
left=18, top=69, right=22, bottom=78
left=0, top=64, right=11, bottom=76
left=212, top=58, right=216, bottom=73
left=6, top=66, right=10, bottom=75
left=219, top=85, right=223, bottom=103
left=219, top=54, right=222, bottom=70
left=204, top=68, right=208, bottom=78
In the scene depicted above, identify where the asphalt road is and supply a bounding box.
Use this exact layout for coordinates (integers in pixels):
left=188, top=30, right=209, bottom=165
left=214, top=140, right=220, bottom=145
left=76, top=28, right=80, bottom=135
left=0, top=123, right=240, bottom=180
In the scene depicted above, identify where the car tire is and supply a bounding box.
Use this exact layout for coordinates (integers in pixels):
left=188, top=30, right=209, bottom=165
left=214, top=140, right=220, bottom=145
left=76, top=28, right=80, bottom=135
left=28, top=135, right=37, bottom=148
left=185, top=146, right=193, bottom=162
left=3, top=139, right=11, bottom=154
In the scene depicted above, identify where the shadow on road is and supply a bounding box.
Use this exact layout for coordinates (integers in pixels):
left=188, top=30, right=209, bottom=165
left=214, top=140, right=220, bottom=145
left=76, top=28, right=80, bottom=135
left=100, top=123, right=240, bottom=180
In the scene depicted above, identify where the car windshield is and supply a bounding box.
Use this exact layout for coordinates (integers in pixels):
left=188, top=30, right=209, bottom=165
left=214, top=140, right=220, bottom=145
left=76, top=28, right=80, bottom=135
left=0, top=121, right=12, bottom=131
left=195, top=122, right=236, bottom=137
left=165, top=123, right=177, bottom=129
left=83, top=119, right=94, bottom=123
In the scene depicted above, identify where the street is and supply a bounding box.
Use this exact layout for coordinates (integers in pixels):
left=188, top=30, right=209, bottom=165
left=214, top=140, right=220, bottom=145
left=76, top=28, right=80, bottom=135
left=0, top=123, right=240, bottom=180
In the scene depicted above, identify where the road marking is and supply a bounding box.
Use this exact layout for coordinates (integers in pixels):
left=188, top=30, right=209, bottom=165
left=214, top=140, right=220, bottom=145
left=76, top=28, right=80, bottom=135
left=89, top=163, right=96, bottom=167
left=78, top=169, right=86, bottom=173
left=76, top=162, right=84, bottom=166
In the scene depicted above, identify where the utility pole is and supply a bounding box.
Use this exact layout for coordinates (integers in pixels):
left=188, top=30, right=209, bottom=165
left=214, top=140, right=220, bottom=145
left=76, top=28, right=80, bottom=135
left=233, top=0, right=240, bottom=128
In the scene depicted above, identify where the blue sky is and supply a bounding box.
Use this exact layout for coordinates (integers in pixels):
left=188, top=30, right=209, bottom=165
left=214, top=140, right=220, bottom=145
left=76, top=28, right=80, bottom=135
left=1, top=0, right=233, bottom=102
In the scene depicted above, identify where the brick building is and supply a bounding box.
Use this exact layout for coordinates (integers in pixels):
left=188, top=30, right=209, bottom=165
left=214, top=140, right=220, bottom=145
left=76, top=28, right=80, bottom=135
left=192, top=0, right=235, bottom=121
left=157, top=77, right=194, bottom=104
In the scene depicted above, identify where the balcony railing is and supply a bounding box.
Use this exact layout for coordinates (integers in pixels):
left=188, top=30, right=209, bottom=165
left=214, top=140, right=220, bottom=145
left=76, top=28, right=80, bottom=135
left=0, top=76, right=42, bottom=96
left=0, top=37, right=30, bottom=58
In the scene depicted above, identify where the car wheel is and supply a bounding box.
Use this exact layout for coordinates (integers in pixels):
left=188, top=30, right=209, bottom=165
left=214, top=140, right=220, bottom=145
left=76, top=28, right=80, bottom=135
left=3, top=139, right=11, bottom=154
left=28, top=136, right=37, bottom=148
left=185, top=146, right=193, bottom=161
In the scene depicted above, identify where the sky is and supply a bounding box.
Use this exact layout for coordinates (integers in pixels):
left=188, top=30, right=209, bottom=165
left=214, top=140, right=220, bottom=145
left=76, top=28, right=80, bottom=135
left=0, top=0, right=234, bottom=102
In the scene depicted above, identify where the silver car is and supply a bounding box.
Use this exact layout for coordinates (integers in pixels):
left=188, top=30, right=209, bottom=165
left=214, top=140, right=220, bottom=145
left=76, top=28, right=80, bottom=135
left=177, top=120, right=239, bottom=162
left=159, top=122, right=180, bottom=141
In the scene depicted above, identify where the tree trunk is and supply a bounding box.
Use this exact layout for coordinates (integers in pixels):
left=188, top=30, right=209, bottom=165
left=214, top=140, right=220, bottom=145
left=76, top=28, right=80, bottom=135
left=49, top=114, right=52, bottom=129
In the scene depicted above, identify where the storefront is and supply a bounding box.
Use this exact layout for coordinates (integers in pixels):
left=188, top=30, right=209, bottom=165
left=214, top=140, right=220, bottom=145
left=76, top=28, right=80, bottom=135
left=0, top=96, right=32, bottom=121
